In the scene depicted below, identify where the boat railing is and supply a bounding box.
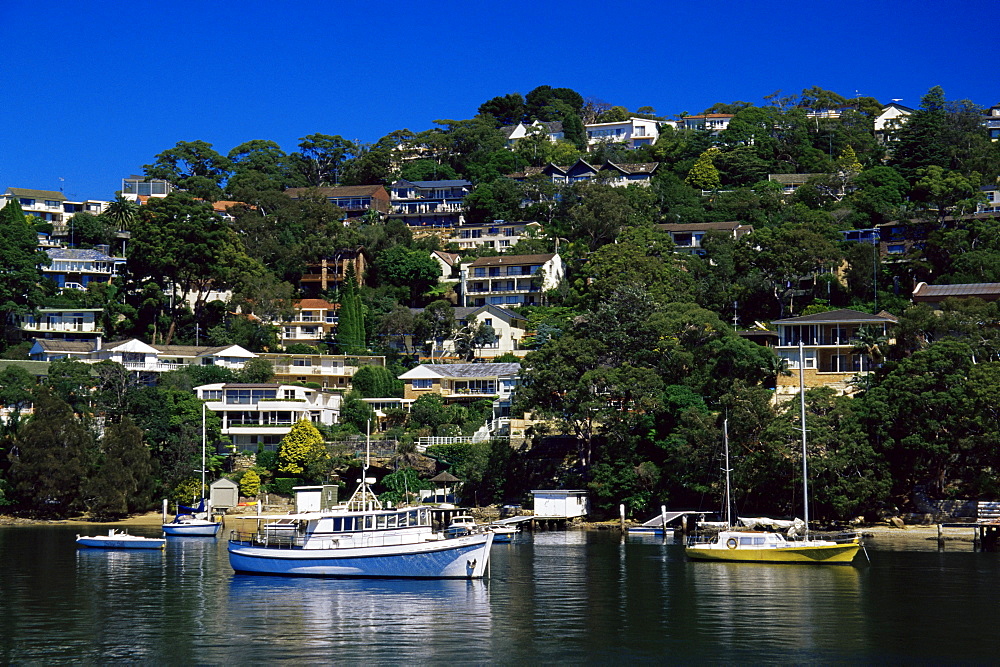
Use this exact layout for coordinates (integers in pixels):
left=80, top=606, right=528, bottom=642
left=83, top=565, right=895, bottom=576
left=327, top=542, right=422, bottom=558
left=786, top=531, right=860, bottom=544
left=229, top=530, right=304, bottom=549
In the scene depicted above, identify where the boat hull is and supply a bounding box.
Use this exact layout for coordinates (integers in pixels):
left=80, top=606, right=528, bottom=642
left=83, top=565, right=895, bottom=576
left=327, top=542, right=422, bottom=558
left=685, top=541, right=860, bottom=564
left=162, top=521, right=221, bottom=537
left=76, top=536, right=165, bottom=550
left=229, top=532, right=494, bottom=578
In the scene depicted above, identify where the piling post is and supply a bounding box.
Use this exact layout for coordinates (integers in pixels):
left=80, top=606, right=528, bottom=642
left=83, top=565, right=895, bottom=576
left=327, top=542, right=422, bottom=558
left=937, top=523, right=944, bottom=549
left=620, top=504, right=626, bottom=534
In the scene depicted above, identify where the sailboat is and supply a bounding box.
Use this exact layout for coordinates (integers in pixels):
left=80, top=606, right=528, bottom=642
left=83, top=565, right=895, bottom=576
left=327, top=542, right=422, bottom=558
left=163, top=402, right=222, bottom=537
left=685, top=342, right=861, bottom=564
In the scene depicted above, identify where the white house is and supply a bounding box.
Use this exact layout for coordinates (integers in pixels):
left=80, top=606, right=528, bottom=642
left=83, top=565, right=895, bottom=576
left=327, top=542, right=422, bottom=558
left=18, top=307, right=104, bottom=344
left=196, top=382, right=341, bottom=452
left=1, top=187, right=109, bottom=241
left=532, top=489, right=589, bottom=518
left=501, top=120, right=564, bottom=146
left=461, top=253, right=564, bottom=308
left=680, top=114, right=734, bottom=134
left=584, top=117, right=660, bottom=149
left=28, top=338, right=256, bottom=373
left=874, top=102, right=913, bottom=143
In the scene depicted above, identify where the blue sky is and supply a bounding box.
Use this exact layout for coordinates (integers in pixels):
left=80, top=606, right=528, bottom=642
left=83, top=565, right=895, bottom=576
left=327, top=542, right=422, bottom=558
left=1, top=0, right=996, bottom=200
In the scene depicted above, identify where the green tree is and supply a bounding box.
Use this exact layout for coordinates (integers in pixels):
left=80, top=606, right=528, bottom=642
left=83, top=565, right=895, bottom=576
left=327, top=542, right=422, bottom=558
left=8, top=387, right=93, bottom=517
left=143, top=140, right=233, bottom=201
left=277, top=419, right=328, bottom=478
left=226, top=139, right=290, bottom=197
left=240, top=469, right=261, bottom=497
left=414, top=300, right=455, bottom=360
left=378, top=466, right=430, bottom=505
left=351, top=365, right=403, bottom=398
left=68, top=212, right=114, bottom=247
left=911, top=165, right=983, bottom=220
left=289, top=133, right=358, bottom=187
left=452, top=316, right=497, bottom=362
left=410, top=393, right=449, bottom=429
left=463, top=179, right=526, bottom=224
left=561, top=113, right=587, bottom=150
left=235, top=358, right=275, bottom=383
left=479, top=92, right=527, bottom=126
left=85, top=417, right=154, bottom=520
left=374, top=246, right=440, bottom=303
left=104, top=193, right=139, bottom=232
left=685, top=148, right=722, bottom=191
left=336, top=262, right=366, bottom=354
left=0, top=201, right=49, bottom=345
left=339, top=391, right=376, bottom=432
left=890, top=86, right=950, bottom=182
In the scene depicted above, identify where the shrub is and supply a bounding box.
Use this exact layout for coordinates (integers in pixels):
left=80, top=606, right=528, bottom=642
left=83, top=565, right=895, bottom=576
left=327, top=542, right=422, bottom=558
left=240, top=469, right=261, bottom=497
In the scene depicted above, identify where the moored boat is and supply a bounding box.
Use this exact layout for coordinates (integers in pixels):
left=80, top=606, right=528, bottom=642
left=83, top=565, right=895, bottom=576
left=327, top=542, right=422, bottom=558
left=228, top=505, right=493, bottom=578
left=163, top=499, right=221, bottom=537
left=76, top=529, right=166, bottom=550
left=488, top=525, right=517, bottom=543
left=227, top=422, right=493, bottom=579
left=685, top=529, right=860, bottom=563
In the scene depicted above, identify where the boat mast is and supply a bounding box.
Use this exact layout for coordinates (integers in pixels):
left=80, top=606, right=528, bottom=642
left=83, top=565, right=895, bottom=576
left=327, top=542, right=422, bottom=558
left=723, top=417, right=732, bottom=528
left=799, top=339, right=810, bottom=539
left=201, top=401, right=207, bottom=500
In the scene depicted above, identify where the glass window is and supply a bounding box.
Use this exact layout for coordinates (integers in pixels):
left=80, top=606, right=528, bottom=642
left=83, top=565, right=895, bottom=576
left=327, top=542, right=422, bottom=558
left=413, top=379, right=432, bottom=389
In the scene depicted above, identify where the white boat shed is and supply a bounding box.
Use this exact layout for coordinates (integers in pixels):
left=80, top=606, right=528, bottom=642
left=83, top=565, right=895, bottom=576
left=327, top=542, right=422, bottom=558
left=531, top=489, right=589, bottom=518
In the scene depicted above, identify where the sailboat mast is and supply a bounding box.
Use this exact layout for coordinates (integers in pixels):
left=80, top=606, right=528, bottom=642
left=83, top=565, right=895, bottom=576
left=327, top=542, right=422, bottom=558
left=799, top=339, right=810, bottom=538
left=201, top=401, right=207, bottom=499
left=723, top=417, right=732, bottom=528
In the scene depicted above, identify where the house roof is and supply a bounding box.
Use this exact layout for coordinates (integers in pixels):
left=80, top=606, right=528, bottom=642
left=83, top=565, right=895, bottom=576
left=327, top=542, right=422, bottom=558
left=46, top=247, right=119, bottom=262
left=683, top=114, right=735, bottom=120
left=432, top=250, right=461, bottom=266
left=5, top=187, right=65, bottom=200
left=103, top=339, right=159, bottom=354
left=32, top=339, right=96, bottom=353
left=468, top=254, right=555, bottom=267
left=285, top=185, right=387, bottom=198
left=294, top=298, right=337, bottom=309
left=772, top=309, right=898, bottom=325
left=656, top=221, right=752, bottom=234
left=399, top=362, right=520, bottom=380
left=0, top=359, right=53, bottom=377
left=152, top=343, right=255, bottom=358
left=430, top=471, right=461, bottom=483
left=912, top=282, right=1000, bottom=301
left=394, top=179, right=472, bottom=188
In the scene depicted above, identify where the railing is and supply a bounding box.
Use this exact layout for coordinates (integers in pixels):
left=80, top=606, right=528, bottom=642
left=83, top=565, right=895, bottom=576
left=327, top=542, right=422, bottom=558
left=778, top=337, right=863, bottom=347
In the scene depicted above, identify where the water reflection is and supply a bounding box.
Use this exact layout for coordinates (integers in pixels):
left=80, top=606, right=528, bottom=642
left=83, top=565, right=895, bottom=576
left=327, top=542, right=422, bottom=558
left=224, top=576, right=492, bottom=663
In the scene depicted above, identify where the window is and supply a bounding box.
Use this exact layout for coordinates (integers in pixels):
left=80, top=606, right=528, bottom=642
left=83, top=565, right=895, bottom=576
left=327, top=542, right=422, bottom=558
left=292, top=358, right=312, bottom=367
left=413, top=379, right=432, bottom=389
left=490, top=297, right=503, bottom=305
left=488, top=267, right=500, bottom=277
left=203, top=390, right=222, bottom=400
left=474, top=267, right=486, bottom=277
left=505, top=296, right=520, bottom=304
left=19, top=198, right=34, bottom=206
left=483, top=318, right=493, bottom=326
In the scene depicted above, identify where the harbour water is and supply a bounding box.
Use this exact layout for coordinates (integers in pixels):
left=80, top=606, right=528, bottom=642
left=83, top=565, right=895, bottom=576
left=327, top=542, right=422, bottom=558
left=0, top=525, right=996, bottom=663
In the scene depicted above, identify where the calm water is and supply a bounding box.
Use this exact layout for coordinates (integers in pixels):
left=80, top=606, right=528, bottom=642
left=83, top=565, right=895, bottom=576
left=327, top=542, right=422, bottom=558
left=0, top=525, right=995, bottom=664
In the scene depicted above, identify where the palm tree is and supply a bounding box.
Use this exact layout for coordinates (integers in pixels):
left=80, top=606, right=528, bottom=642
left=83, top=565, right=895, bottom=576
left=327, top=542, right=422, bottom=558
left=763, top=351, right=792, bottom=389
left=852, top=324, right=888, bottom=372
left=104, top=193, right=139, bottom=232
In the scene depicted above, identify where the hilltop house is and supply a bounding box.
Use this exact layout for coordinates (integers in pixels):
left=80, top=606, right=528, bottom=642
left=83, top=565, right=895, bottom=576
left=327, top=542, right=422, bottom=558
left=284, top=185, right=390, bottom=221
left=584, top=117, right=661, bottom=149
left=389, top=179, right=472, bottom=228
left=1, top=187, right=109, bottom=242
left=771, top=309, right=898, bottom=398
left=508, top=159, right=659, bottom=187
left=656, top=221, right=753, bottom=255
left=41, top=246, right=126, bottom=292
left=460, top=253, right=563, bottom=307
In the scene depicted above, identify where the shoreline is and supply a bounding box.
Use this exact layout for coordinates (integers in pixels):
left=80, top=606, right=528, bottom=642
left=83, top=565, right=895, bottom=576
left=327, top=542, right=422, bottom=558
left=0, top=512, right=978, bottom=545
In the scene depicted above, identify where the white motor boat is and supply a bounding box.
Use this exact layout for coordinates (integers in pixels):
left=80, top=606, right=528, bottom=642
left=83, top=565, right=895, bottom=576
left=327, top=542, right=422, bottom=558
left=163, top=499, right=221, bottom=537
left=76, top=529, right=166, bottom=550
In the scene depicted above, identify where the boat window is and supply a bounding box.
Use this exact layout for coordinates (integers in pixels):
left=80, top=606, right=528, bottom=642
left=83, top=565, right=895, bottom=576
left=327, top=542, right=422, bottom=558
left=344, top=517, right=356, bottom=531
left=376, top=515, right=387, bottom=530
left=754, top=537, right=766, bottom=545
left=333, top=518, right=342, bottom=532
left=408, top=510, right=418, bottom=526
left=364, top=515, right=373, bottom=530
left=739, top=537, right=753, bottom=546
left=387, top=514, right=397, bottom=528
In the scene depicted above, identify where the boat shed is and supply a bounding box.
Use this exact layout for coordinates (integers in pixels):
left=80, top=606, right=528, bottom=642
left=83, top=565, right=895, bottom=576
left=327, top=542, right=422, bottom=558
left=293, top=485, right=339, bottom=513
left=210, top=478, right=239, bottom=509
left=531, top=489, right=589, bottom=518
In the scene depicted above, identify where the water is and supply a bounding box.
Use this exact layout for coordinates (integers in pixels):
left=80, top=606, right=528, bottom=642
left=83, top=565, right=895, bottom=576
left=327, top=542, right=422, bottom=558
left=0, top=526, right=995, bottom=664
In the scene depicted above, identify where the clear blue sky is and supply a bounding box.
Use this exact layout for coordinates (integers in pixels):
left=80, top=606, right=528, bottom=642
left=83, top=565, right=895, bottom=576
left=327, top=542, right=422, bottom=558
left=1, top=0, right=996, bottom=200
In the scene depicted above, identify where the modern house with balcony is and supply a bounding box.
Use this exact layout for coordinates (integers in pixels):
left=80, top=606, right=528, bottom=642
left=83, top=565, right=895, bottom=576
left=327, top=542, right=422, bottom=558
left=272, top=299, right=338, bottom=346
left=257, top=352, right=386, bottom=391
left=403, top=304, right=528, bottom=360
left=389, top=179, right=471, bottom=228
left=680, top=114, right=734, bottom=134
left=655, top=221, right=753, bottom=255
left=1, top=188, right=109, bottom=242
left=460, top=253, right=563, bottom=307
left=42, top=246, right=126, bottom=292
left=584, top=117, right=660, bottom=149
left=195, top=383, right=341, bottom=452
left=121, top=175, right=174, bottom=201
left=16, top=307, right=104, bottom=343
left=771, top=309, right=898, bottom=398
left=449, top=220, right=541, bottom=252
left=284, top=185, right=390, bottom=221
left=399, top=362, right=520, bottom=402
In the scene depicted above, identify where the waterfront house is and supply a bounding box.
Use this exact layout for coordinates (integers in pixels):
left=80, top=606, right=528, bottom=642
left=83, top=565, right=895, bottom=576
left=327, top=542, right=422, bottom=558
left=257, top=352, right=386, bottom=391
left=195, top=382, right=341, bottom=452
left=398, top=362, right=520, bottom=402
left=532, top=490, right=589, bottom=518
left=771, top=309, right=898, bottom=398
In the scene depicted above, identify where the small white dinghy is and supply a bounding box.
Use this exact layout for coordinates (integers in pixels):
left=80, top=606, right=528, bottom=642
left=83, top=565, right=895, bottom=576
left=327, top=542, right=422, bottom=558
left=76, top=529, right=166, bottom=550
